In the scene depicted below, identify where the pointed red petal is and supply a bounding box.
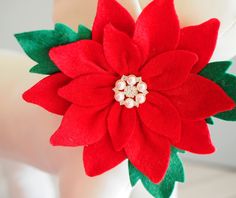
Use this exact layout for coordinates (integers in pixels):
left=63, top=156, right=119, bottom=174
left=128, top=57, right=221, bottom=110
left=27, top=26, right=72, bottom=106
left=141, top=50, right=198, bottom=90
left=23, top=73, right=70, bottom=115
left=178, top=19, right=220, bottom=73
left=103, top=24, right=142, bottom=75
left=163, top=74, right=235, bottom=120
left=134, top=0, right=180, bottom=59
left=138, top=92, right=181, bottom=141
left=58, top=74, right=116, bottom=107
left=107, top=103, right=137, bottom=151
left=49, top=40, right=112, bottom=78
left=50, top=104, right=110, bottom=146
left=125, top=121, right=171, bottom=183
left=173, top=120, right=215, bottom=154
left=83, top=134, right=126, bottom=176
left=92, top=0, right=135, bottom=43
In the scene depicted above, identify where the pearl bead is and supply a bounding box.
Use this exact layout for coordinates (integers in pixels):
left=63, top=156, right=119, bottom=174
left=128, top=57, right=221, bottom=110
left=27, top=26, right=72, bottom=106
left=137, top=82, right=147, bottom=93
left=136, top=93, right=146, bottom=104
left=114, top=92, right=125, bottom=102
left=124, top=98, right=135, bottom=109
left=116, top=80, right=126, bottom=90
left=127, top=75, right=137, bottom=85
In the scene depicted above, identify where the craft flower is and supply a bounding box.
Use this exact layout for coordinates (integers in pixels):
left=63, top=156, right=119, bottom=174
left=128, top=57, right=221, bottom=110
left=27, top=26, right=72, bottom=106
left=23, top=0, right=235, bottom=183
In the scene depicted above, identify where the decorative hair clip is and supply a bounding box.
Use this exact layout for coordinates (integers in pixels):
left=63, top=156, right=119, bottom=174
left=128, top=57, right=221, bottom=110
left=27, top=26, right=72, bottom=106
left=16, top=0, right=236, bottom=197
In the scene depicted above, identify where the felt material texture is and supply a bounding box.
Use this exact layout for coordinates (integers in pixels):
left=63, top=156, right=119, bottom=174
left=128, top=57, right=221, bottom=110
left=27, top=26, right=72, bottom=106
left=18, top=0, right=236, bottom=195
left=199, top=61, right=236, bottom=121
left=15, top=23, right=91, bottom=75
left=178, top=19, right=220, bottom=73
left=129, top=148, right=184, bottom=198
left=83, top=134, right=126, bottom=177
left=23, top=73, right=70, bottom=115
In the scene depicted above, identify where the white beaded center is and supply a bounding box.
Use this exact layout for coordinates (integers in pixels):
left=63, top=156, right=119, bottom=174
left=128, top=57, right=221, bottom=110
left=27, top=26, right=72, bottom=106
left=113, top=75, right=149, bottom=109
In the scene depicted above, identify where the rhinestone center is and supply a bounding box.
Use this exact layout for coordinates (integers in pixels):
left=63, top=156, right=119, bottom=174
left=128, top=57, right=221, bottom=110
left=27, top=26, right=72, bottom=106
left=113, top=75, right=148, bottom=109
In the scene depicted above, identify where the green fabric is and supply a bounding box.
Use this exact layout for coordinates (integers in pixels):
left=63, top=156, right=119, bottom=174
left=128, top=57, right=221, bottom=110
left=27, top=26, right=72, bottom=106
left=200, top=61, right=236, bottom=121
left=15, top=23, right=92, bottom=75
left=129, top=148, right=184, bottom=198
left=206, top=117, right=214, bottom=125
left=78, top=25, right=92, bottom=40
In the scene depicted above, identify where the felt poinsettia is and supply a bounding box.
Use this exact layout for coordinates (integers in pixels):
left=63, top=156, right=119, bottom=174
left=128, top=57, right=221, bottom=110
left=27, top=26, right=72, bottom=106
left=17, top=0, right=236, bottom=197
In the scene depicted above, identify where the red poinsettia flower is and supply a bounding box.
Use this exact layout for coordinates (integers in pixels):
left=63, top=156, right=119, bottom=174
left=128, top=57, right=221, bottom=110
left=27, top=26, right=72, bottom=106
left=23, top=0, right=235, bottom=183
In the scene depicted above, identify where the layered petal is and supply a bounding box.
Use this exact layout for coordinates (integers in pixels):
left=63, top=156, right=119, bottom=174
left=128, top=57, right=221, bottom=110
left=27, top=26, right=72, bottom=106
left=50, top=104, right=110, bottom=146
left=103, top=25, right=142, bottom=75
left=173, top=120, right=215, bottom=154
left=125, top=121, right=171, bottom=183
left=23, top=73, right=70, bottom=115
left=83, top=134, right=126, bottom=176
left=92, top=0, right=135, bottom=43
left=178, top=19, right=220, bottom=73
left=134, top=0, right=180, bottom=59
left=58, top=74, right=117, bottom=107
left=138, top=92, right=181, bottom=141
left=141, top=50, right=198, bottom=90
left=163, top=74, right=235, bottom=120
left=107, top=103, right=137, bottom=151
left=49, top=40, right=112, bottom=78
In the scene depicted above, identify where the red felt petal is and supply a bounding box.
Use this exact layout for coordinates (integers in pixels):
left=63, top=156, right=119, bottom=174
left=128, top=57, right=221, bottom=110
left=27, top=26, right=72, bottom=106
left=83, top=134, right=126, bottom=176
left=163, top=74, right=235, bottom=120
left=141, top=50, right=198, bottom=90
left=107, top=103, right=137, bottom=151
left=138, top=92, right=181, bottom=141
left=50, top=104, right=110, bottom=146
left=173, top=120, right=215, bottom=154
left=103, top=24, right=142, bottom=75
left=178, top=19, right=220, bottom=73
left=92, top=0, right=135, bottom=43
left=49, top=40, right=112, bottom=78
left=134, top=0, right=180, bottom=59
left=125, top=121, right=171, bottom=183
left=23, top=73, right=70, bottom=115
left=58, top=74, right=117, bottom=107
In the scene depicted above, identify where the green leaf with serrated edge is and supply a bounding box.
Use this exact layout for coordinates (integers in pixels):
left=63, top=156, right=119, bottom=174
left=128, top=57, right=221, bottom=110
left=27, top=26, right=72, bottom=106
left=199, top=61, right=236, bottom=121
left=78, top=25, right=92, bottom=39
left=206, top=117, right=214, bottom=125
left=199, top=61, right=232, bottom=81
left=128, top=148, right=184, bottom=198
left=15, top=23, right=91, bottom=75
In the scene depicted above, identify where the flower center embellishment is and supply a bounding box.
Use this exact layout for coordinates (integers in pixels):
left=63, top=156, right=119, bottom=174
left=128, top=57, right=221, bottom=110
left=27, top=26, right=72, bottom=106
left=113, top=75, right=149, bottom=109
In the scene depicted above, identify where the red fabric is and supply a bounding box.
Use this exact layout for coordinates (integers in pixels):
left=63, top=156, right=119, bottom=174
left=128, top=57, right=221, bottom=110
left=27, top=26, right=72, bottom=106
left=23, top=73, right=70, bottom=115
left=24, top=0, right=236, bottom=182
left=173, top=120, right=215, bottom=154
left=92, top=0, right=135, bottom=43
left=134, top=0, right=180, bottom=59
left=141, top=50, right=198, bottom=90
left=125, top=120, right=171, bottom=183
left=103, top=24, right=142, bottom=75
left=138, top=92, right=181, bottom=141
left=107, top=103, right=137, bottom=151
left=50, top=104, right=110, bottom=146
left=178, top=19, right=220, bottom=73
left=58, top=74, right=116, bottom=106
left=83, top=134, right=126, bottom=176
left=162, top=74, right=235, bottom=120
left=49, top=40, right=113, bottom=78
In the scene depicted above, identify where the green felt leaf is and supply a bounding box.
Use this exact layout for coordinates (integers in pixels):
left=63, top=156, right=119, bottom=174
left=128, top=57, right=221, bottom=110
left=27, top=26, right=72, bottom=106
left=129, top=148, right=185, bottom=198
left=15, top=23, right=91, bottom=75
left=206, top=117, right=214, bottom=125
left=199, top=61, right=232, bottom=81
left=78, top=25, right=92, bottom=40
left=199, top=61, right=236, bottom=121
